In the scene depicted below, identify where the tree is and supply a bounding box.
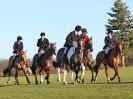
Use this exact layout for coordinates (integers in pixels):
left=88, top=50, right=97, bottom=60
left=106, top=0, right=133, bottom=50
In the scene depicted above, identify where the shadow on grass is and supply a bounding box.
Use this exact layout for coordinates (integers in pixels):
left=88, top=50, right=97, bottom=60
left=86, top=81, right=133, bottom=84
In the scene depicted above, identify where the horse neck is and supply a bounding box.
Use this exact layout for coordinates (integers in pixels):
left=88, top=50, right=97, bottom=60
left=45, top=48, right=54, bottom=58
left=110, top=46, right=119, bottom=58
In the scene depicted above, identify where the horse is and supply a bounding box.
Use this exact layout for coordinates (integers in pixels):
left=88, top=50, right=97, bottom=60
left=56, top=41, right=84, bottom=85
left=13, top=51, right=30, bottom=85
left=1, top=54, right=31, bottom=84
left=93, top=41, right=123, bottom=83
left=80, top=37, right=94, bottom=83
left=31, top=43, right=56, bottom=84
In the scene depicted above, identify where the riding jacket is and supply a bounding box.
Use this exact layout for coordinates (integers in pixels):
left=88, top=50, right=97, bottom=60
left=37, top=38, right=50, bottom=52
left=13, top=41, right=23, bottom=54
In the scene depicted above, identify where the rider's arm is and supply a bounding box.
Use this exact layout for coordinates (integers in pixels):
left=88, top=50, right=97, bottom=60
left=37, top=39, right=41, bottom=47
left=66, top=33, right=73, bottom=44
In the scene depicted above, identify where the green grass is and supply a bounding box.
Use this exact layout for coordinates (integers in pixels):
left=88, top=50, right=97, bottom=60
left=0, top=67, right=133, bottom=99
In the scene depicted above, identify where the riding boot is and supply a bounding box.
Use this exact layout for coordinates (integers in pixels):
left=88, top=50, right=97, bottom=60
left=62, top=54, right=67, bottom=66
left=12, top=55, right=18, bottom=67
left=103, top=54, right=109, bottom=64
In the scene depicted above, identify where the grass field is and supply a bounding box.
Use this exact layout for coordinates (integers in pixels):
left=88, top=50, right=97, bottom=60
left=0, top=67, right=133, bottom=99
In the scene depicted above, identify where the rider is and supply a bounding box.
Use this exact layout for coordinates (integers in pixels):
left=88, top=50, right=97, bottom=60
left=103, top=29, right=117, bottom=64
left=80, top=28, right=89, bottom=47
left=63, top=25, right=82, bottom=55
left=12, top=36, right=23, bottom=66
left=37, top=32, right=50, bottom=57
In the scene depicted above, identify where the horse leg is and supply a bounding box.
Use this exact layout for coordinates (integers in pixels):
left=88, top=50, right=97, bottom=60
left=22, top=67, right=30, bottom=84
left=45, top=71, right=50, bottom=84
left=15, top=69, right=19, bottom=85
left=93, top=65, right=100, bottom=82
left=116, top=66, right=121, bottom=82
left=80, top=64, right=85, bottom=84
left=35, top=69, right=39, bottom=84
left=110, top=67, right=117, bottom=81
left=63, top=69, right=67, bottom=85
left=74, top=66, right=80, bottom=85
left=105, top=64, right=110, bottom=83
left=39, top=68, right=43, bottom=83
left=57, top=67, right=61, bottom=83
left=88, top=65, right=95, bottom=83
left=70, top=69, right=74, bottom=84
left=7, top=67, right=12, bottom=84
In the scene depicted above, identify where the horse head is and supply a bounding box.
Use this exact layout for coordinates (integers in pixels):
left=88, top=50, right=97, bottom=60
left=49, top=42, right=56, bottom=55
left=115, top=40, right=123, bottom=56
left=84, top=37, right=93, bottom=52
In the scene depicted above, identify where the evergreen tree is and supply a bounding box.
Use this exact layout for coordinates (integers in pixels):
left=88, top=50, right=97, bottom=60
left=106, top=0, right=133, bottom=50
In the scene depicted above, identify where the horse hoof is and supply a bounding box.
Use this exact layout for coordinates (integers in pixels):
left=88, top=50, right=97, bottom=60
left=110, top=78, right=114, bottom=81
left=63, top=82, right=67, bottom=85
left=47, top=81, right=50, bottom=84
left=45, top=76, right=48, bottom=80
left=82, top=79, right=84, bottom=84
left=36, top=82, right=39, bottom=85
left=74, top=81, right=77, bottom=85
left=7, top=81, right=10, bottom=84
left=57, top=79, right=61, bottom=83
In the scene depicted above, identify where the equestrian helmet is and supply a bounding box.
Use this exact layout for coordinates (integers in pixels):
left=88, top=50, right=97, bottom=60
left=82, top=28, right=87, bottom=33
left=40, top=32, right=45, bottom=36
left=17, top=36, right=23, bottom=41
left=75, top=25, right=82, bottom=31
left=107, top=29, right=113, bottom=34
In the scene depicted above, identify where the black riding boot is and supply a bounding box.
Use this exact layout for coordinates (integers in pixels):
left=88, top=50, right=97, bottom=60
left=62, top=54, right=67, bottom=66
left=103, top=54, right=109, bottom=64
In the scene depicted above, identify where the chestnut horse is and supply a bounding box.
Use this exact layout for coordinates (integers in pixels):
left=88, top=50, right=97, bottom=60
left=31, top=43, right=56, bottom=84
left=1, top=55, right=31, bottom=84
left=93, top=41, right=123, bottom=83
left=14, top=51, right=30, bottom=85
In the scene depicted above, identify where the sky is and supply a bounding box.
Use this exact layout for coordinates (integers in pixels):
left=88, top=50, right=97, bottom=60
left=0, top=0, right=133, bottom=59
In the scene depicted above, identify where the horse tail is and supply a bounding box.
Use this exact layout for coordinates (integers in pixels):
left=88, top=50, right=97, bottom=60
left=93, top=51, right=104, bottom=73
left=3, top=67, right=10, bottom=75
left=31, top=54, right=38, bottom=75
left=3, top=55, right=14, bottom=76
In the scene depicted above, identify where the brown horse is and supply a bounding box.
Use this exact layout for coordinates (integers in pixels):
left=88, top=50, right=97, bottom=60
left=93, top=41, right=123, bottom=83
left=81, top=37, right=94, bottom=83
left=14, top=51, right=30, bottom=85
left=31, top=43, right=56, bottom=84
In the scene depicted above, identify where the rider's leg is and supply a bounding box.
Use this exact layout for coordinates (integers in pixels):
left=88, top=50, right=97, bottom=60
left=104, top=47, right=110, bottom=64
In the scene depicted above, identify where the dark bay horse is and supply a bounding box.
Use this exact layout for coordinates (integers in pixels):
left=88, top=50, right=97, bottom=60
left=14, top=51, right=30, bottom=85
left=81, top=37, right=94, bottom=83
left=31, top=43, right=56, bottom=84
left=93, top=41, right=123, bottom=83
left=1, top=55, right=31, bottom=84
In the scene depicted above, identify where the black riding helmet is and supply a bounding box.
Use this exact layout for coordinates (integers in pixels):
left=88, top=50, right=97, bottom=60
left=40, top=32, right=45, bottom=36
left=82, top=28, right=87, bottom=33
left=107, top=29, right=113, bottom=34
left=75, top=25, right=82, bottom=31
left=17, top=36, right=23, bottom=41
